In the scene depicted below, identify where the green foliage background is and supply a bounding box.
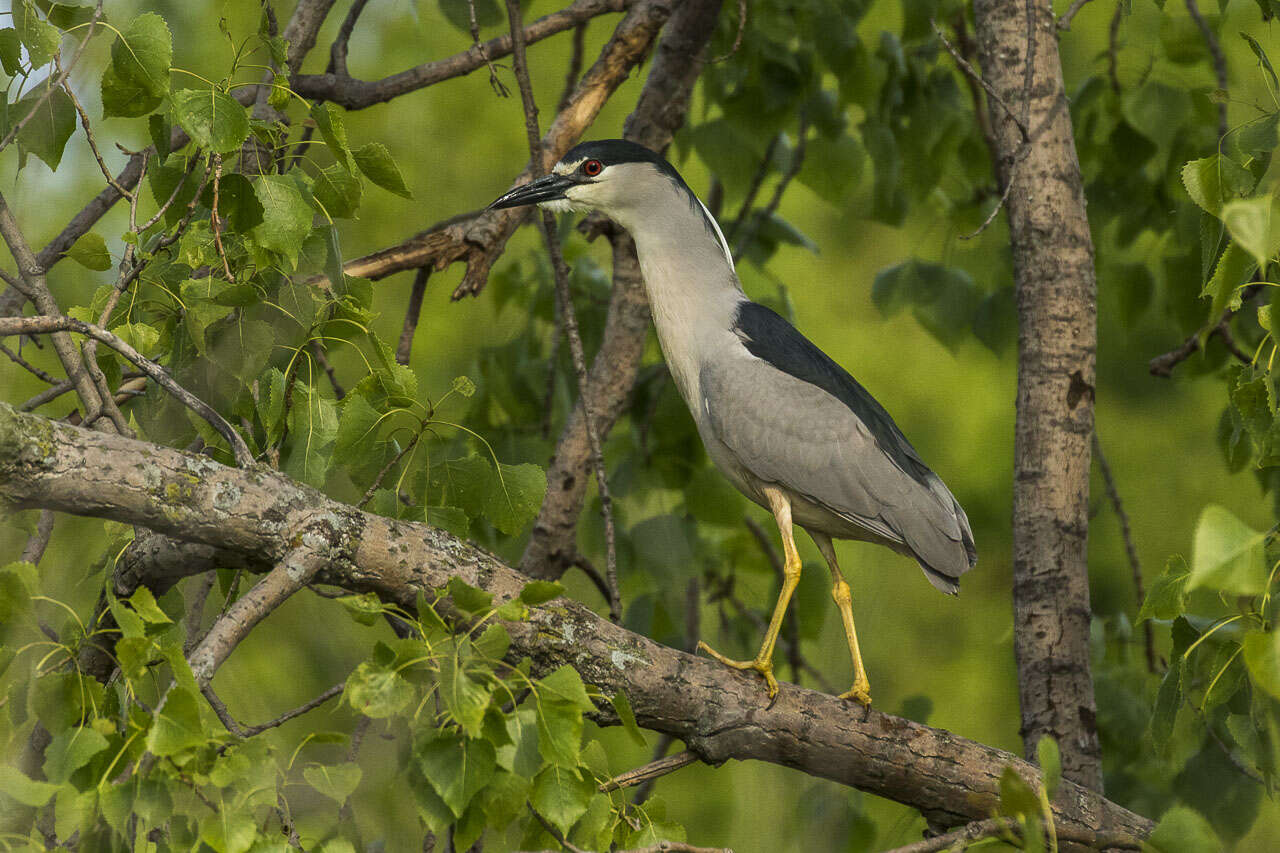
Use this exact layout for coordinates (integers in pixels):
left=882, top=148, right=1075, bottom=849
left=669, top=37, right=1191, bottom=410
left=1, top=0, right=1279, bottom=849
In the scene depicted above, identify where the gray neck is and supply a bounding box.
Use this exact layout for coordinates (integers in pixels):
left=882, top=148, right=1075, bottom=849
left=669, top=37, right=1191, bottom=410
left=611, top=193, right=745, bottom=409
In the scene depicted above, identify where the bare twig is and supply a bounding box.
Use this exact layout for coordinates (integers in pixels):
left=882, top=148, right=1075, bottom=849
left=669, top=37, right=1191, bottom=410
left=1092, top=431, right=1155, bottom=673
left=559, top=22, right=590, bottom=112
left=184, top=573, right=216, bottom=655
left=20, top=510, right=55, bottom=565
left=506, top=0, right=623, bottom=622
left=188, top=528, right=338, bottom=684
left=57, top=54, right=133, bottom=199
left=708, top=0, right=747, bottom=63
left=1107, top=0, right=1123, bottom=93
left=932, top=19, right=1028, bottom=140
left=290, top=0, right=627, bottom=109
left=726, top=134, right=780, bottom=247
left=20, top=381, right=73, bottom=412
left=1, top=341, right=59, bottom=384
left=1149, top=311, right=1251, bottom=376
left=211, top=154, right=235, bottom=281
left=310, top=340, right=346, bottom=399
left=884, top=816, right=1143, bottom=852
left=359, top=430, right=422, bottom=509
left=0, top=315, right=252, bottom=466
left=732, top=113, right=809, bottom=264
left=328, top=0, right=372, bottom=77
left=471, top=0, right=511, bottom=96
left=396, top=268, right=430, bottom=365
left=1056, top=0, right=1094, bottom=30
left=601, top=749, right=698, bottom=793
left=203, top=682, right=344, bottom=738
left=1185, top=0, right=1228, bottom=141
left=570, top=554, right=614, bottom=606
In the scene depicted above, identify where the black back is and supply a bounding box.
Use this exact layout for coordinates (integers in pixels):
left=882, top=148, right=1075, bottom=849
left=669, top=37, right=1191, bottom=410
left=733, top=301, right=934, bottom=488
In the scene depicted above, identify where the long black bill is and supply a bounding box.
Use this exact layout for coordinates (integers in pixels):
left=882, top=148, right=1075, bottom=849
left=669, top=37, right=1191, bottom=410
left=487, top=173, right=574, bottom=210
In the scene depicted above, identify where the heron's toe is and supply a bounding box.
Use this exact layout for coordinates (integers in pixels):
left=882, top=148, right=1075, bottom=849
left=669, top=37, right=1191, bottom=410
left=697, top=642, right=779, bottom=699
left=838, top=684, right=872, bottom=706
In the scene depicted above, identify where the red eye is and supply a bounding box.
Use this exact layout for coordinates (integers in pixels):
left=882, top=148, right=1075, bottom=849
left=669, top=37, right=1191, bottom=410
left=583, top=159, right=603, bottom=177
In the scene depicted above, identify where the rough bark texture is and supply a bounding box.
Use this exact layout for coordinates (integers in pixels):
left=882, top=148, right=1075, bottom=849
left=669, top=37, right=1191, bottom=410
left=0, top=404, right=1150, bottom=844
left=972, top=0, right=1102, bottom=790
left=521, top=0, right=723, bottom=579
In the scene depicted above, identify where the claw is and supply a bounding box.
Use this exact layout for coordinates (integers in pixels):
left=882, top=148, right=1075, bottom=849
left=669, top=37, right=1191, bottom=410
left=839, top=684, right=872, bottom=706
left=697, top=641, right=779, bottom=699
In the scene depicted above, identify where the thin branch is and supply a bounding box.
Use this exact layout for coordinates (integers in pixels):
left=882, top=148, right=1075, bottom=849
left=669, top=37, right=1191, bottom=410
left=396, top=268, right=430, bottom=365
left=1092, top=431, right=1155, bottom=673
left=203, top=682, right=344, bottom=738
left=20, top=380, right=73, bottom=412
left=1107, top=0, right=1123, bottom=93
left=211, top=154, right=235, bottom=281
left=471, top=0, right=511, bottom=97
left=931, top=19, right=1028, bottom=140
left=708, top=0, right=747, bottom=63
left=290, top=0, right=627, bottom=110
left=571, top=554, right=614, bottom=606
left=600, top=749, right=698, bottom=793
left=1149, top=311, right=1251, bottom=377
left=528, top=805, right=589, bottom=853
left=0, top=315, right=252, bottom=466
left=1185, top=0, right=1228, bottom=141
left=726, top=134, right=779, bottom=247
left=507, top=0, right=623, bottom=622
left=56, top=54, right=133, bottom=199
left=20, top=510, right=55, bottom=565
left=1056, top=0, right=1094, bottom=30
left=558, top=22, right=589, bottom=112
left=310, top=340, right=346, bottom=399
left=328, top=0, right=372, bottom=77
left=359, top=430, right=421, bottom=509
left=732, top=114, right=809, bottom=264
left=1, top=341, right=59, bottom=384
left=188, top=529, right=336, bottom=684
left=184, top=573, right=216, bottom=655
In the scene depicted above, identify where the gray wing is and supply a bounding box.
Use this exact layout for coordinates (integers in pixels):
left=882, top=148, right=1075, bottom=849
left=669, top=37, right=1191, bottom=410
left=700, top=303, right=977, bottom=590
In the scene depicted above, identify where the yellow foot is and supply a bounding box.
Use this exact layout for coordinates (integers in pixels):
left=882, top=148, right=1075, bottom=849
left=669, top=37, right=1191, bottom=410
left=838, top=682, right=872, bottom=706
left=697, top=641, right=779, bottom=698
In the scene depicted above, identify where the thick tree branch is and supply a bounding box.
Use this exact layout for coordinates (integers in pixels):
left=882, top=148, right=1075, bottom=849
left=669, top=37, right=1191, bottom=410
left=0, top=405, right=1153, bottom=844
left=290, top=0, right=628, bottom=109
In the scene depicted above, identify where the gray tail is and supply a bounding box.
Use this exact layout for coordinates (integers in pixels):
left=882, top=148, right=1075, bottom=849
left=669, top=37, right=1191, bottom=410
left=918, top=491, right=977, bottom=597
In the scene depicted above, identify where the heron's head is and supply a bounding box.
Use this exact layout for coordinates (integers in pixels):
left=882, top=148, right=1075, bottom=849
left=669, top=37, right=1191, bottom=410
left=487, top=139, right=691, bottom=224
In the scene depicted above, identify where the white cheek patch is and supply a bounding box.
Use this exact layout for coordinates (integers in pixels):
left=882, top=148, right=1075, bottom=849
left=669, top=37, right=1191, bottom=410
left=541, top=197, right=589, bottom=214
left=554, top=158, right=586, bottom=176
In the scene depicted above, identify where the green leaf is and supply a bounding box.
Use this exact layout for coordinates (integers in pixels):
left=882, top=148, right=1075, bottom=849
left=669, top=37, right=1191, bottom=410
left=447, top=576, right=493, bottom=614
left=312, top=164, right=363, bottom=219
left=1203, top=241, right=1256, bottom=321
left=101, top=63, right=162, bottom=118
left=0, top=29, right=21, bottom=76
left=1243, top=629, right=1280, bottom=700
left=14, top=85, right=75, bottom=171
left=1035, top=736, right=1060, bottom=799
left=474, top=622, right=511, bottom=660
left=199, top=810, right=256, bottom=853
left=1145, top=805, right=1220, bottom=853
left=1181, top=154, right=1254, bottom=218
left=1138, top=555, right=1191, bottom=623
left=796, top=133, right=864, bottom=205
left=611, top=690, right=646, bottom=747
left=170, top=87, right=250, bottom=153
left=12, top=0, right=59, bottom=67
left=1222, top=195, right=1280, bottom=271
left=1242, top=32, right=1280, bottom=92
left=283, top=387, right=338, bottom=488
left=43, top=727, right=108, bottom=784
left=1151, top=659, right=1182, bottom=751
left=343, top=660, right=413, bottom=718
left=0, top=561, right=37, bottom=623
left=147, top=687, right=207, bottom=756
left=110, top=12, right=172, bottom=100
left=252, top=174, right=314, bottom=268
left=536, top=693, right=583, bottom=767
left=1189, top=504, right=1269, bottom=595
left=65, top=232, right=111, bottom=270
left=333, top=387, right=381, bottom=458
left=337, top=592, right=386, bottom=626
left=439, top=650, right=492, bottom=737
left=530, top=765, right=594, bottom=837
left=303, top=762, right=362, bottom=804
left=486, top=461, right=547, bottom=535
left=424, top=505, right=470, bottom=538
left=0, top=766, right=59, bottom=807
left=310, top=102, right=353, bottom=171
left=416, top=734, right=496, bottom=819
left=354, top=142, right=413, bottom=199
left=200, top=173, right=265, bottom=231
left=997, top=765, right=1040, bottom=817
left=539, top=664, right=595, bottom=711
left=519, top=580, right=564, bottom=606
left=126, top=585, right=170, bottom=624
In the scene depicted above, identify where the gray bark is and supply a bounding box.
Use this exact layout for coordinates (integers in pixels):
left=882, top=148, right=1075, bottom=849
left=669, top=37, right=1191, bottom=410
left=972, top=0, right=1102, bottom=790
left=0, top=403, right=1150, bottom=843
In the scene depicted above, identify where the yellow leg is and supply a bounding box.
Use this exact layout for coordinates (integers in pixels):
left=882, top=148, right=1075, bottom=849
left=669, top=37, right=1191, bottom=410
left=811, top=531, right=871, bottom=706
left=698, top=488, right=800, bottom=699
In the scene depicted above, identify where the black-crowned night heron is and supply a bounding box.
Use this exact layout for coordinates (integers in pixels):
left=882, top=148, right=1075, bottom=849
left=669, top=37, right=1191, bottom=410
left=490, top=140, right=977, bottom=705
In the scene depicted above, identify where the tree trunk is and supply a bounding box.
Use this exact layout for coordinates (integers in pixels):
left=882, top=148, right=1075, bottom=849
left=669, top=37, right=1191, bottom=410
left=972, top=0, right=1103, bottom=791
